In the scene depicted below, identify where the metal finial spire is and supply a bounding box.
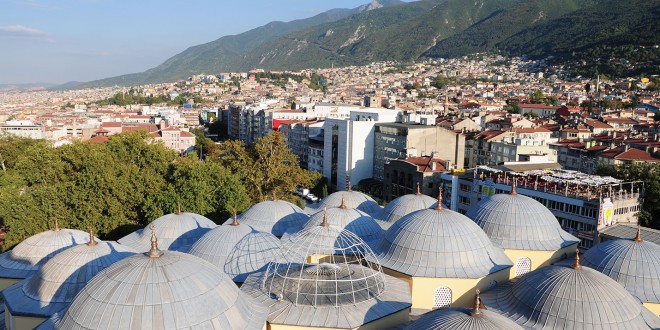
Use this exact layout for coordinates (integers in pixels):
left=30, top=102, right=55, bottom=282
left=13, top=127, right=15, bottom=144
left=272, top=191, right=277, bottom=201
left=347, top=180, right=352, bottom=192
left=471, top=289, right=484, bottom=318
left=572, top=248, right=581, bottom=270
left=147, top=224, right=163, bottom=258
left=87, top=226, right=97, bottom=246
left=321, top=207, right=329, bottom=228
left=634, top=223, right=642, bottom=243
left=340, top=193, right=346, bottom=209
left=511, top=177, right=517, bottom=195
left=177, top=198, right=182, bottom=215
left=435, top=187, right=443, bottom=210
left=53, top=218, right=60, bottom=231
left=416, top=182, right=421, bottom=195
left=231, top=208, right=239, bottom=226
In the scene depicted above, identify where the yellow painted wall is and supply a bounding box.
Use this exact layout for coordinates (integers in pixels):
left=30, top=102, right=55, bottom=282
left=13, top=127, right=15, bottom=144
left=643, top=302, right=660, bottom=317
left=4, top=307, right=47, bottom=330
left=267, top=308, right=409, bottom=330
left=381, top=267, right=511, bottom=309
left=0, top=278, right=20, bottom=292
left=504, top=244, right=577, bottom=279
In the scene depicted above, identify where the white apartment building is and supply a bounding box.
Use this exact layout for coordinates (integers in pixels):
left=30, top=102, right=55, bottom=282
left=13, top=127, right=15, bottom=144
left=0, top=120, right=45, bottom=139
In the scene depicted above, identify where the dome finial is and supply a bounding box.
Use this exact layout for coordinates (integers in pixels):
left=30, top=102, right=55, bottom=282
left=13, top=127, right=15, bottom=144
left=272, top=191, right=277, bottom=201
left=340, top=193, right=346, bottom=209
left=147, top=224, right=163, bottom=258
left=511, top=177, right=517, bottom=195
left=347, top=180, right=352, bottom=192
left=53, top=217, right=60, bottom=232
left=177, top=198, right=182, bottom=215
left=471, top=289, right=484, bottom=318
left=87, top=226, right=97, bottom=246
left=435, top=187, right=443, bottom=210
left=416, top=182, right=421, bottom=195
left=634, top=223, right=642, bottom=243
left=572, top=248, right=581, bottom=270
left=321, top=207, right=329, bottom=228
left=231, top=208, right=239, bottom=226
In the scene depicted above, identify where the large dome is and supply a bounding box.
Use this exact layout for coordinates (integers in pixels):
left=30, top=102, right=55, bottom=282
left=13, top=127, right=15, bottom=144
left=480, top=257, right=660, bottom=329
left=118, top=211, right=216, bottom=252
left=57, top=229, right=267, bottom=329
left=403, top=291, right=523, bottom=330
left=313, top=190, right=382, bottom=216
left=0, top=224, right=92, bottom=280
left=377, top=189, right=437, bottom=224
left=375, top=204, right=512, bottom=278
left=582, top=228, right=660, bottom=304
left=221, top=199, right=308, bottom=237
left=466, top=190, right=579, bottom=251
left=303, top=204, right=383, bottom=247
left=240, top=222, right=411, bottom=329
left=189, top=217, right=281, bottom=283
left=2, top=233, right=136, bottom=318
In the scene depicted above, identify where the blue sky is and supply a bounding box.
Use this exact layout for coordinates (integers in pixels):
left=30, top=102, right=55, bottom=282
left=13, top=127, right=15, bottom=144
left=0, top=0, right=376, bottom=84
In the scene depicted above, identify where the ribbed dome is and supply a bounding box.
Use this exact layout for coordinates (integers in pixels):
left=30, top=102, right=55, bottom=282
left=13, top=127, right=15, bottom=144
left=403, top=307, right=523, bottom=330
left=375, top=207, right=512, bottom=278
left=118, top=212, right=216, bottom=252
left=378, top=192, right=436, bottom=224
left=467, top=193, right=579, bottom=251
left=57, top=250, right=267, bottom=329
left=480, top=264, right=660, bottom=329
left=583, top=235, right=660, bottom=303
left=314, top=191, right=382, bottom=216
left=188, top=222, right=281, bottom=283
left=303, top=206, right=383, bottom=246
left=2, top=238, right=136, bottom=318
left=221, top=200, right=308, bottom=237
left=0, top=228, right=92, bottom=280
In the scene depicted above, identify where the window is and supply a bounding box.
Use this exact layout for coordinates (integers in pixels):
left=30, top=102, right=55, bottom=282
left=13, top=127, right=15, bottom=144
left=515, top=257, right=531, bottom=277
left=433, top=286, right=452, bottom=309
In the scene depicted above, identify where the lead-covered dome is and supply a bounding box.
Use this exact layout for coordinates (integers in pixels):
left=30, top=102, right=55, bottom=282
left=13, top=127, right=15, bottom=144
left=582, top=228, right=660, bottom=304
left=118, top=211, right=216, bottom=252
left=0, top=224, right=92, bottom=280
left=189, top=216, right=281, bottom=283
left=375, top=203, right=512, bottom=278
left=2, top=233, right=136, bottom=318
left=313, top=190, right=382, bottom=216
left=221, top=199, right=308, bottom=237
left=467, top=189, right=579, bottom=251
left=240, top=223, right=411, bottom=329
left=480, top=257, right=660, bottom=329
left=56, top=229, right=267, bottom=329
left=303, top=203, right=383, bottom=247
left=377, top=188, right=437, bottom=224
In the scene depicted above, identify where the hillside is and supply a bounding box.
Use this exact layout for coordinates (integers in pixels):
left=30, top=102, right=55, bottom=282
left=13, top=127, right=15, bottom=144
left=80, top=0, right=660, bottom=87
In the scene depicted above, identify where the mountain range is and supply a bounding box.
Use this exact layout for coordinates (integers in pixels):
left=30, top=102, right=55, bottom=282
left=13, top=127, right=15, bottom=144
left=77, top=0, right=660, bottom=88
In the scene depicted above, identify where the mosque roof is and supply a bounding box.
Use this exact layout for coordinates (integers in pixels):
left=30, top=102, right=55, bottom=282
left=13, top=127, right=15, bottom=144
left=221, top=199, right=308, bottom=237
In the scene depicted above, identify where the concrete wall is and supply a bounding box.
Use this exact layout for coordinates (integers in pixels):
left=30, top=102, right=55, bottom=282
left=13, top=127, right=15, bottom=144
left=4, top=306, right=47, bottom=330
left=504, top=244, right=577, bottom=279
left=0, top=278, right=20, bottom=292
left=267, top=307, right=409, bottom=330
left=643, top=302, right=660, bottom=317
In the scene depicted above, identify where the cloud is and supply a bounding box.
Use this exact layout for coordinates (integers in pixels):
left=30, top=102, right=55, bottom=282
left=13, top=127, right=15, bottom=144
left=0, top=25, right=54, bottom=42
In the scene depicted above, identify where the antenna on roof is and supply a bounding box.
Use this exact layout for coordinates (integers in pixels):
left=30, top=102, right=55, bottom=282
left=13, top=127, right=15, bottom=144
left=511, top=177, right=517, bottom=195
left=634, top=222, right=642, bottom=243
left=436, top=187, right=443, bottom=210
left=572, top=248, right=581, bottom=270
left=231, top=208, right=239, bottom=226
left=416, top=182, right=421, bottom=195
left=321, top=207, right=329, bottom=228
left=471, top=289, right=484, bottom=318
left=147, top=224, right=163, bottom=258
left=87, top=226, right=97, bottom=246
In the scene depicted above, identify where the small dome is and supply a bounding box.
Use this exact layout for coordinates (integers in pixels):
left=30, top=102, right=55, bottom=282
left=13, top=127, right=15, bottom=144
left=314, top=190, right=382, bottom=215
left=0, top=227, right=92, bottom=280
left=378, top=192, right=437, bottom=224
left=189, top=220, right=281, bottom=283
left=582, top=230, right=660, bottom=303
left=118, top=212, right=216, bottom=252
left=467, top=192, right=579, bottom=251
left=375, top=206, right=512, bottom=278
left=404, top=307, right=523, bottom=330
left=221, top=200, right=308, bottom=237
left=57, top=236, right=267, bottom=329
left=240, top=224, right=411, bottom=329
left=480, top=261, right=660, bottom=329
left=303, top=206, right=383, bottom=246
left=2, top=235, right=136, bottom=318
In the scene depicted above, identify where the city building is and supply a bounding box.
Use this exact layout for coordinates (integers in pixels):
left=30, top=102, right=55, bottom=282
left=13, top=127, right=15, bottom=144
left=382, top=156, right=447, bottom=201
left=152, top=127, right=196, bottom=153
left=0, top=120, right=44, bottom=139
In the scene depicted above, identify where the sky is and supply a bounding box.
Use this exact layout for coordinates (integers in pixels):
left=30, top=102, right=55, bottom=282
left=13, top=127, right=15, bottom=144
left=0, top=0, right=377, bottom=85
